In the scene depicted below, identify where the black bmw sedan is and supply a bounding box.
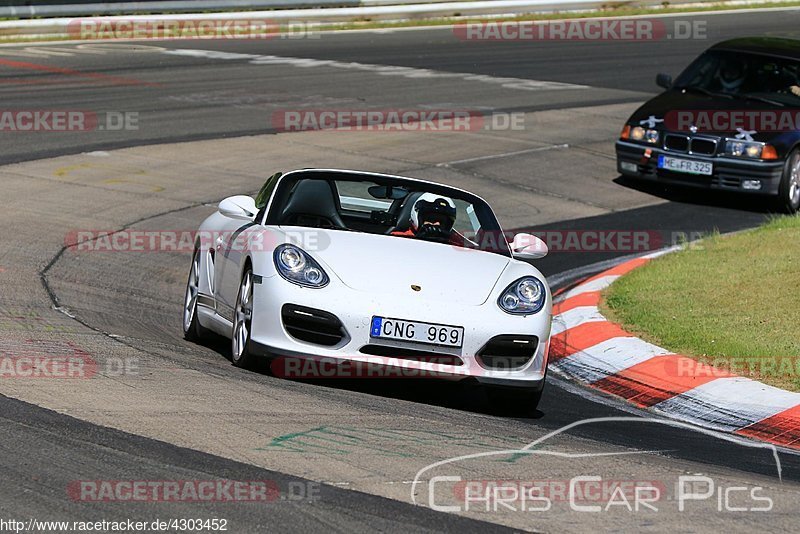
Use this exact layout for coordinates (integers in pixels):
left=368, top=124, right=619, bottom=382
left=616, top=37, right=800, bottom=213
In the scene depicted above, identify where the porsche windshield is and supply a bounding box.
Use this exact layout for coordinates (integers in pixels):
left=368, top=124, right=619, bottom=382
left=674, top=49, right=800, bottom=105
left=265, top=172, right=512, bottom=256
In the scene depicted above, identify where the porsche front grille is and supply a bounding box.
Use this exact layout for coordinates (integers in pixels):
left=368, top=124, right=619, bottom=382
left=281, top=304, right=347, bottom=346
left=477, top=335, right=539, bottom=370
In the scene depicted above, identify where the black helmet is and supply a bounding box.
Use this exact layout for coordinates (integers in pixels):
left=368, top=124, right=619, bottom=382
left=412, top=194, right=457, bottom=233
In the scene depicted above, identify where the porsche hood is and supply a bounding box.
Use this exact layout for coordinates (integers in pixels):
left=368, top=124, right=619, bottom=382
left=283, top=228, right=511, bottom=306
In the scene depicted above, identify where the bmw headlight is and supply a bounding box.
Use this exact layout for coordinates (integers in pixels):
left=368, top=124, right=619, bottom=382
left=498, top=276, right=546, bottom=315
left=724, top=140, right=777, bottom=159
left=630, top=126, right=659, bottom=144
left=274, top=244, right=329, bottom=288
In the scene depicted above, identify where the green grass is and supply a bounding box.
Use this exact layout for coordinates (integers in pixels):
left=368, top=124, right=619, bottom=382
left=601, top=216, right=800, bottom=391
left=4, top=1, right=800, bottom=43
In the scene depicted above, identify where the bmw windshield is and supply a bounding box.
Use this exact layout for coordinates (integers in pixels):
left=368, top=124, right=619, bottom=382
left=674, top=49, right=800, bottom=106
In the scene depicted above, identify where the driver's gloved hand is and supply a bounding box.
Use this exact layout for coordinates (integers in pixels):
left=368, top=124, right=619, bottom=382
left=416, top=223, right=450, bottom=243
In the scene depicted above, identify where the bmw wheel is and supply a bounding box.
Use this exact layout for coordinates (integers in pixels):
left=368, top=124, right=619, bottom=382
left=776, top=149, right=800, bottom=214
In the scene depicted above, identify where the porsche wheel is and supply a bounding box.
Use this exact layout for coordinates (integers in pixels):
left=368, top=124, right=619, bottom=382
left=776, top=149, right=800, bottom=214
left=231, top=265, right=256, bottom=369
left=183, top=247, right=209, bottom=341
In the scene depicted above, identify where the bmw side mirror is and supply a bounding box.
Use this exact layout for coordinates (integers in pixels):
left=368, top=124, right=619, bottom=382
left=656, top=73, right=673, bottom=89
left=510, top=233, right=548, bottom=260
left=218, top=195, right=257, bottom=221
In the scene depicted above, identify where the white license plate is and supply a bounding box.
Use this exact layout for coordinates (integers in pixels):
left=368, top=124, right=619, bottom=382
left=370, top=316, right=464, bottom=348
left=658, top=155, right=713, bottom=175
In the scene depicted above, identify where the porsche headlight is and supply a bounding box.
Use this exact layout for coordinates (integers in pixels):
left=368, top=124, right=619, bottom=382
left=498, top=276, right=546, bottom=315
left=630, top=126, right=659, bottom=144
left=274, top=244, right=329, bottom=288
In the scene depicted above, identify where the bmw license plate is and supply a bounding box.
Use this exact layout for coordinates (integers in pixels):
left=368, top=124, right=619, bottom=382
left=370, top=316, right=464, bottom=348
left=658, top=155, right=713, bottom=175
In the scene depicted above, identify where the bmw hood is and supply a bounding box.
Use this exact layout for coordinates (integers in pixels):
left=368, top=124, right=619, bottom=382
left=289, top=228, right=511, bottom=305
left=629, top=89, right=784, bottom=141
left=629, top=90, right=739, bottom=123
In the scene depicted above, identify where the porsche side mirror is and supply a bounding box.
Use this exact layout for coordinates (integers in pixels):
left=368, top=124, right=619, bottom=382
left=510, top=233, right=548, bottom=260
left=656, top=73, right=673, bottom=89
left=218, top=195, right=257, bottom=221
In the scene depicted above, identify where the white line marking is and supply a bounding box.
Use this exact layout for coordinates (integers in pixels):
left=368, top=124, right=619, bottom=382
left=439, top=143, right=569, bottom=166
left=0, top=43, right=165, bottom=57
left=164, top=48, right=590, bottom=92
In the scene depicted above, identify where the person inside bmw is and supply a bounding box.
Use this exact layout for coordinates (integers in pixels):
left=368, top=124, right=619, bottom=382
left=713, top=57, right=800, bottom=98
left=391, top=193, right=464, bottom=245
left=714, top=57, right=748, bottom=94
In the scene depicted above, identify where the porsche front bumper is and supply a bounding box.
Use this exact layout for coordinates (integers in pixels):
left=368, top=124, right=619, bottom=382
left=247, top=274, right=551, bottom=390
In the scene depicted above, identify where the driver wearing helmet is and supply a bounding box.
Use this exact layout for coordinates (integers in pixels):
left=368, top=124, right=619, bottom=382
left=715, top=58, right=747, bottom=94
left=391, top=193, right=462, bottom=245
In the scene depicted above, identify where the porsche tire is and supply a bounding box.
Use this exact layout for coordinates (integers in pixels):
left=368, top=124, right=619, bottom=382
left=231, top=265, right=257, bottom=369
left=183, top=247, right=210, bottom=341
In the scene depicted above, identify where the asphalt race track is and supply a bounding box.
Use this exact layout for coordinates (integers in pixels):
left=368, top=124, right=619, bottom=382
left=1, top=8, right=800, bottom=532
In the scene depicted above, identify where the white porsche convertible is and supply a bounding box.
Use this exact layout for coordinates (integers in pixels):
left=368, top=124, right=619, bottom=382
left=183, top=169, right=552, bottom=409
